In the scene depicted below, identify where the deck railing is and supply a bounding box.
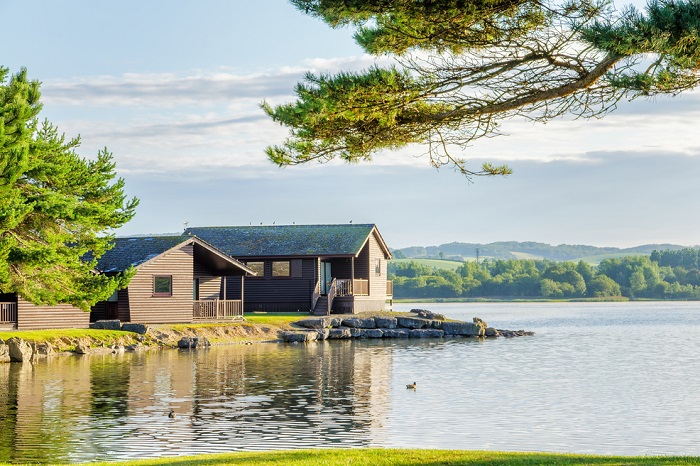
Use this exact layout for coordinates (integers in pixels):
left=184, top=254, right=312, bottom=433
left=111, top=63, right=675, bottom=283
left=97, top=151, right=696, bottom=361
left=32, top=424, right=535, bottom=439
left=386, top=280, right=393, bottom=297
left=0, top=302, right=17, bottom=324
left=311, top=280, right=321, bottom=311
left=326, top=278, right=337, bottom=315
left=354, top=279, right=369, bottom=296
left=193, top=299, right=242, bottom=320
left=336, top=278, right=352, bottom=296
left=335, top=278, right=370, bottom=297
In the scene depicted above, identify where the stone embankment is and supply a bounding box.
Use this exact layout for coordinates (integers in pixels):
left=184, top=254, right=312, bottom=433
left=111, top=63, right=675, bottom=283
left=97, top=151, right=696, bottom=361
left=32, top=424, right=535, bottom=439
left=282, top=309, right=534, bottom=342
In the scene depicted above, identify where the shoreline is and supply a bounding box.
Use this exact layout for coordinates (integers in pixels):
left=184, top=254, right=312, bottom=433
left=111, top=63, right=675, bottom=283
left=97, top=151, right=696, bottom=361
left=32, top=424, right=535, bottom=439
left=0, top=309, right=533, bottom=363
left=70, top=448, right=700, bottom=466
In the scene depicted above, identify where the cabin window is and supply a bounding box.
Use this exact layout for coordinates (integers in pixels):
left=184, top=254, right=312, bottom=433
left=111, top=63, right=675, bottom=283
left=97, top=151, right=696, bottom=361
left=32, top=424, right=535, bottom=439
left=375, top=258, right=382, bottom=276
left=272, top=261, right=290, bottom=277
left=107, top=290, right=119, bottom=302
left=246, top=261, right=265, bottom=277
left=153, top=275, right=172, bottom=296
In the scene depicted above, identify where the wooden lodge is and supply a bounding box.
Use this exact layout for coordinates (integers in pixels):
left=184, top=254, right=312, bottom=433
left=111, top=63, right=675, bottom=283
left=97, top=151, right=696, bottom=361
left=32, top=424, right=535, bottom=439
left=184, top=224, right=393, bottom=315
left=0, top=223, right=393, bottom=330
left=89, top=235, right=254, bottom=325
left=0, top=236, right=254, bottom=330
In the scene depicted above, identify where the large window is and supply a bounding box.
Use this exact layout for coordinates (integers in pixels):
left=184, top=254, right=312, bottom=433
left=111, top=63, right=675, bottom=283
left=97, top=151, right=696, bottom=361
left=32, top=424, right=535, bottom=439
left=272, top=261, right=290, bottom=277
left=246, top=261, right=265, bottom=277
left=153, top=275, right=172, bottom=296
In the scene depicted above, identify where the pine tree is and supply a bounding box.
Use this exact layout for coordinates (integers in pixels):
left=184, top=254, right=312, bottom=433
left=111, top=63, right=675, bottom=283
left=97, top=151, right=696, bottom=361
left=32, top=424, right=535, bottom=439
left=0, top=68, right=138, bottom=310
left=264, top=0, right=700, bottom=179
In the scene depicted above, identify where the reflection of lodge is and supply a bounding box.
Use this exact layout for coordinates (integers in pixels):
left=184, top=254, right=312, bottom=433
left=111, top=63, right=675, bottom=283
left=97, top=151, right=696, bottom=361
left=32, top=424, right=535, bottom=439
left=0, top=342, right=393, bottom=461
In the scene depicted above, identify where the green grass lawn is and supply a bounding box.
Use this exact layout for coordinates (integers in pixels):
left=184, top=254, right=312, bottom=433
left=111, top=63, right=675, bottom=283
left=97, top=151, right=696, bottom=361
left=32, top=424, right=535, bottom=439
left=67, top=449, right=700, bottom=466
left=0, top=328, right=134, bottom=343
left=391, top=258, right=466, bottom=271
left=243, top=312, right=309, bottom=325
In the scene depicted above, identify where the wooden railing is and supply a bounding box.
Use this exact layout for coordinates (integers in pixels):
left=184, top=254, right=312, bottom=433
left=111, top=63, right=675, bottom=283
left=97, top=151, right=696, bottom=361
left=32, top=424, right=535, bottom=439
left=326, top=278, right=337, bottom=315
left=335, top=278, right=369, bottom=296
left=336, top=278, right=352, bottom=296
left=311, top=280, right=321, bottom=311
left=193, top=300, right=242, bottom=320
left=386, top=280, right=393, bottom=296
left=0, top=302, right=17, bottom=324
left=354, top=279, right=369, bottom=296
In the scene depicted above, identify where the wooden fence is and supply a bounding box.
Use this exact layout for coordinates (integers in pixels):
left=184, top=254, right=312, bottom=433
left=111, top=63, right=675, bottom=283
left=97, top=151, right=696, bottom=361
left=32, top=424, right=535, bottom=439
left=193, top=300, right=242, bottom=320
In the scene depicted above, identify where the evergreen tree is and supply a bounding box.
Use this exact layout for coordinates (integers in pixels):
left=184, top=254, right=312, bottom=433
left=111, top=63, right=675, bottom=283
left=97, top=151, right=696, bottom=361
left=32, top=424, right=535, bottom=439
left=0, top=68, right=138, bottom=310
left=264, top=0, right=700, bottom=178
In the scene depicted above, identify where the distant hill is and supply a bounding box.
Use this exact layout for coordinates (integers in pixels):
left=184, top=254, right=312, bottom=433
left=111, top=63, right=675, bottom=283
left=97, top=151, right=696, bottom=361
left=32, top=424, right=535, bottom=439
left=391, top=241, right=691, bottom=263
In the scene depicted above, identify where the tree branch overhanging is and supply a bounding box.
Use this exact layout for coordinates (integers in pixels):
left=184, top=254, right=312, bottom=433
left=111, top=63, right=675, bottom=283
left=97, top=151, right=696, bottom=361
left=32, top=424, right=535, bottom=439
left=264, top=0, right=700, bottom=178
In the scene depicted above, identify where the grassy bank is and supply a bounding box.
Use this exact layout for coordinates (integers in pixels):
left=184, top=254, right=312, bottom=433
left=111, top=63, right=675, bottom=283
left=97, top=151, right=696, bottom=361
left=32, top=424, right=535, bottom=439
left=70, top=449, right=700, bottom=466
left=0, top=313, right=310, bottom=353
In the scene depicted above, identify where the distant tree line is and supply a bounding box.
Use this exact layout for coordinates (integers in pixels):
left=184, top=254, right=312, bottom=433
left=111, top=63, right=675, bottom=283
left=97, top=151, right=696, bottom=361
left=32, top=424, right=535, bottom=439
left=392, top=241, right=686, bottom=262
left=389, top=249, right=700, bottom=300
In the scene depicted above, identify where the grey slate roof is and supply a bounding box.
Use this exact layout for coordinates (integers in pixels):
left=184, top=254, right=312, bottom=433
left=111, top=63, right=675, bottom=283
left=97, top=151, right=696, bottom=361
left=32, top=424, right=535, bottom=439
left=95, top=235, right=189, bottom=272
left=184, top=224, right=378, bottom=257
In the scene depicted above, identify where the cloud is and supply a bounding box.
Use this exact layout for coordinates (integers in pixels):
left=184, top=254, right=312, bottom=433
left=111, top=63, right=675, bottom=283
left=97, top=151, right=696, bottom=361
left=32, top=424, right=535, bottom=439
left=37, top=58, right=700, bottom=178
left=40, top=55, right=388, bottom=108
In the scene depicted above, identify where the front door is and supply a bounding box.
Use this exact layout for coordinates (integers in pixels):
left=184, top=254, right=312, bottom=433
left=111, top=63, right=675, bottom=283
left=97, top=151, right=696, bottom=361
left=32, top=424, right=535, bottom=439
left=320, top=261, right=332, bottom=295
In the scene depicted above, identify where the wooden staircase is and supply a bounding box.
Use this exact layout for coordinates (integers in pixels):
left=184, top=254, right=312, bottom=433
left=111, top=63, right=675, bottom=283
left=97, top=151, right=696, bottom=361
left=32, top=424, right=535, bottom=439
left=312, top=295, right=329, bottom=315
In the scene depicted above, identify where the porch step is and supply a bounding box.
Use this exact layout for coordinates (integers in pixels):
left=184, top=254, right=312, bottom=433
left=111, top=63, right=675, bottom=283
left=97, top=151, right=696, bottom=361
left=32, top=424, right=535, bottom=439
left=312, top=296, right=329, bottom=316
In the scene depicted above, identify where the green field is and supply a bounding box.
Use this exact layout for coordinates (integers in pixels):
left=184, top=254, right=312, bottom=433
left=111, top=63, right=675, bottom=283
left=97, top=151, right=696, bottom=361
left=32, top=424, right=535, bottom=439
left=391, top=258, right=466, bottom=271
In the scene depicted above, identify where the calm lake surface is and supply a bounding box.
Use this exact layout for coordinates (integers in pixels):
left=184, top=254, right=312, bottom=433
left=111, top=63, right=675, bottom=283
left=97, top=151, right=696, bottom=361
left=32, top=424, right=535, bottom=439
left=2, top=301, right=700, bottom=463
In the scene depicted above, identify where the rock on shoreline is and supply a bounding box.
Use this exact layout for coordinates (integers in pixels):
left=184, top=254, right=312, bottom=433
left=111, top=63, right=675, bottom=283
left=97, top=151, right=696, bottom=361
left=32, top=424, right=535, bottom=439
left=282, top=310, right=534, bottom=342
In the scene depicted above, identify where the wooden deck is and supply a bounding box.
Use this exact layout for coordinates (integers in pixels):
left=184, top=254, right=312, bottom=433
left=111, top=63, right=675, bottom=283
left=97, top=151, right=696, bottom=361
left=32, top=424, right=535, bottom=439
left=193, top=299, right=243, bottom=320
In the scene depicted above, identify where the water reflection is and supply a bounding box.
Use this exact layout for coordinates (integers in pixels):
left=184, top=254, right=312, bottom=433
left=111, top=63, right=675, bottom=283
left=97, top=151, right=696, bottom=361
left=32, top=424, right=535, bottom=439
left=3, top=302, right=700, bottom=463
left=0, top=341, right=394, bottom=463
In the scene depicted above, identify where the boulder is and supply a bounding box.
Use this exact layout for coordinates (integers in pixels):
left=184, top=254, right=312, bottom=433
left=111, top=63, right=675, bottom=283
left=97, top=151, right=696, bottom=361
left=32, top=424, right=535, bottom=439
left=177, top=336, right=212, bottom=348
left=442, top=321, right=483, bottom=336
left=35, top=342, right=54, bottom=356
left=110, top=345, right=125, bottom=353
left=342, top=317, right=376, bottom=329
left=330, top=317, right=343, bottom=328
left=485, top=327, right=499, bottom=337
left=396, top=316, right=426, bottom=329
left=7, top=337, right=34, bottom=362
left=90, top=320, right=122, bottom=330
left=295, top=317, right=332, bottom=329
left=74, top=342, right=90, bottom=354
left=497, top=329, right=535, bottom=337
left=121, top=323, right=149, bottom=335
left=410, top=309, right=447, bottom=321
left=365, top=329, right=384, bottom=338
left=409, top=329, right=445, bottom=338
left=316, top=328, right=330, bottom=340
left=382, top=329, right=409, bottom=338
left=473, top=317, right=488, bottom=331
left=374, top=317, right=397, bottom=329
left=328, top=328, right=353, bottom=339
left=349, top=328, right=365, bottom=338
left=282, top=331, right=319, bottom=342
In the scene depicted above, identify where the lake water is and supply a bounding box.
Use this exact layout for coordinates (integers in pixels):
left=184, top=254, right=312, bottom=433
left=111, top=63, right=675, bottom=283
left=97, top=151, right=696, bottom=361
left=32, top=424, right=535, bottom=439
left=2, top=301, right=700, bottom=463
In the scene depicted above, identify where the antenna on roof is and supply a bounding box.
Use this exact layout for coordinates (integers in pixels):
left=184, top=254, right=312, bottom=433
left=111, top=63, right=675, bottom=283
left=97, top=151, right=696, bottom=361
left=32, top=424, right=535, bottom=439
left=183, top=220, right=190, bottom=229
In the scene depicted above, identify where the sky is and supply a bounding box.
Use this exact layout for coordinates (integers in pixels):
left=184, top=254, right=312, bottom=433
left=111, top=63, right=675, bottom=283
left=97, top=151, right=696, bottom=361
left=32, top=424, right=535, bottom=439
left=2, top=0, right=700, bottom=250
